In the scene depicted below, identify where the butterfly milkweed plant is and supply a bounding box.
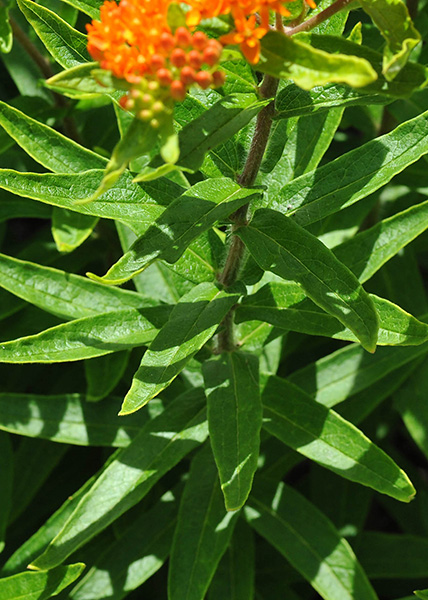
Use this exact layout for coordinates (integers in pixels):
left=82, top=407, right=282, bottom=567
left=2, top=0, right=428, bottom=597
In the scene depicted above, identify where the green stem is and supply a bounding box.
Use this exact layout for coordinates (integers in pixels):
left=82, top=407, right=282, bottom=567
left=216, top=74, right=279, bottom=353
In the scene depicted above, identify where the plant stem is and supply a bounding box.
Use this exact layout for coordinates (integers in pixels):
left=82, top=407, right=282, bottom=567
left=285, top=0, right=354, bottom=36
left=216, top=74, right=279, bottom=353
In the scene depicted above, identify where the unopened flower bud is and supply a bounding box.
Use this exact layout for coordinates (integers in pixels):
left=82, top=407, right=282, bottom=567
left=196, top=71, right=213, bottom=89
left=175, top=26, right=192, bottom=47
left=157, top=68, right=173, bottom=86
left=150, top=118, right=160, bottom=129
left=203, top=45, right=221, bottom=66
left=212, top=70, right=226, bottom=87
left=150, top=54, right=165, bottom=70
left=139, top=108, right=153, bottom=121
left=170, top=80, right=186, bottom=101
left=192, top=31, right=208, bottom=50
left=160, top=32, right=175, bottom=52
left=171, top=48, right=187, bottom=67
left=148, top=80, right=160, bottom=92
left=180, top=65, right=196, bottom=85
left=152, top=100, right=165, bottom=114
left=188, top=50, right=202, bottom=70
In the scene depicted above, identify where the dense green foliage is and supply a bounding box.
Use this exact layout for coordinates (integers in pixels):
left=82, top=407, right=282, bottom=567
left=1, top=0, right=428, bottom=598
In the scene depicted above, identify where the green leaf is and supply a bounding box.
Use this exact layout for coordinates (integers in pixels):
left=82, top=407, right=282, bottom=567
left=207, top=520, right=255, bottom=600
left=0, top=393, right=153, bottom=446
left=275, top=81, right=391, bottom=119
left=10, top=439, right=68, bottom=523
left=258, top=31, right=377, bottom=90
left=91, top=179, right=260, bottom=285
left=68, top=487, right=179, bottom=600
left=416, top=592, right=428, bottom=599
left=299, top=33, right=428, bottom=97
left=359, top=0, right=421, bottom=79
left=31, top=389, right=208, bottom=570
left=0, top=3, right=12, bottom=54
left=334, top=196, right=428, bottom=283
left=245, top=480, right=378, bottom=600
left=17, top=0, right=90, bottom=68
left=54, top=0, right=100, bottom=18
left=88, top=118, right=158, bottom=202
left=168, top=444, right=239, bottom=600
left=85, top=351, right=130, bottom=402
left=52, top=209, right=98, bottom=253
left=237, top=283, right=428, bottom=346
left=262, top=376, right=415, bottom=502
left=289, top=341, right=428, bottom=408
left=203, top=352, right=262, bottom=511
left=237, top=209, right=379, bottom=352
left=0, top=253, right=157, bottom=321
left=275, top=110, right=428, bottom=227
left=0, top=564, right=85, bottom=600
left=0, top=100, right=107, bottom=173
left=0, top=169, right=169, bottom=224
left=45, top=63, right=118, bottom=100
left=0, top=432, right=12, bottom=553
left=121, top=282, right=240, bottom=414
left=0, top=307, right=169, bottom=363
left=357, top=533, right=428, bottom=578
left=173, top=93, right=269, bottom=172
left=394, top=358, right=428, bottom=461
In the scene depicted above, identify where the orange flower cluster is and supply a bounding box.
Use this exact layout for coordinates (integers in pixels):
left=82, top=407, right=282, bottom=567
left=186, top=0, right=316, bottom=63
left=87, top=0, right=225, bottom=114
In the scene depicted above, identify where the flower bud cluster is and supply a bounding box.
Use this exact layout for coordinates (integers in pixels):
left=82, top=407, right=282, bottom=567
left=87, top=0, right=225, bottom=121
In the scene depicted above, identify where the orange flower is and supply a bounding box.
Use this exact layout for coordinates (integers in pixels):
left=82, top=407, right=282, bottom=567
left=220, top=14, right=267, bottom=64
left=87, top=0, right=225, bottom=117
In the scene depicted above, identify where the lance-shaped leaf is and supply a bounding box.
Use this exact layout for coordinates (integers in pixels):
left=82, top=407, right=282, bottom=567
left=0, top=564, right=85, bottom=600
left=88, top=118, right=159, bottom=202
left=394, top=357, right=428, bottom=462
left=262, top=376, right=415, bottom=502
left=416, top=590, right=428, bottom=599
left=274, top=109, right=428, bottom=227
left=0, top=432, right=12, bottom=553
left=51, top=209, right=98, bottom=253
left=203, top=352, right=261, bottom=511
left=168, top=444, right=239, bottom=600
left=0, top=169, right=169, bottom=224
left=0, top=100, right=105, bottom=250
left=207, top=520, right=255, bottom=600
left=334, top=196, right=428, bottom=283
left=0, top=393, right=154, bottom=447
left=121, top=282, right=240, bottom=414
left=91, top=179, right=260, bottom=285
left=85, top=351, right=130, bottom=402
left=31, top=389, right=208, bottom=570
left=257, top=31, right=377, bottom=90
left=0, top=307, right=169, bottom=363
left=359, top=0, right=420, bottom=79
left=299, top=32, right=427, bottom=98
left=236, top=209, right=379, bottom=352
left=0, top=100, right=107, bottom=173
left=275, top=81, right=391, bottom=120
left=17, top=0, right=90, bottom=68
left=289, top=341, right=428, bottom=408
left=0, top=253, right=157, bottom=321
left=68, top=487, right=180, bottom=600
left=245, top=480, right=378, bottom=600
left=357, top=533, right=428, bottom=579
left=46, top=63, right=118, bottom=99
left=236, top=283, right=428, bottom=346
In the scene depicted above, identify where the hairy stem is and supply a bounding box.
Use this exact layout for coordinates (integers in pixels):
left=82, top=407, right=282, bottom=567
left=216, top=74, right=279, bottom=353
left=286, top=0, right=354, bottom=35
